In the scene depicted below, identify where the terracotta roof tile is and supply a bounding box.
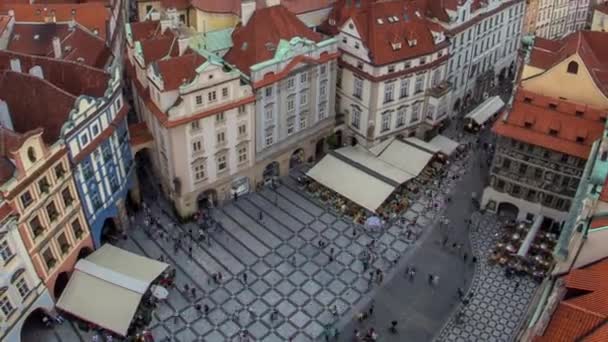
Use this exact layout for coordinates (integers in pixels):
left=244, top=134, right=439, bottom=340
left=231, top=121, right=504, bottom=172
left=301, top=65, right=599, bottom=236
left=0, top=2, right=109, bottom=39
left=583, top=323, right=608, bottom=341
left=7, top=23, right=111, bottom=68
left=528, top=31, right=608, bottom=97
left=189, top=0, right=241, bottom=14
left=0, top=50, right=110, bottom=97
left=535, top=302, right=604, bottom=342
left=128, top=122, right=153, bottom=146
left=224, top=4, right=323, bottom=74
left=281, top=0, right=335, bottom=14
left=139, top=32, right=179, bottom=66
left=129, top=20, right=161, bottom=43
left=155, top=53, right=206, bottom=90
left=492, top=90, right=605, bottom=159
left=0, top=70, right=75, bottom=144
left=589, top=216, right=608, bottom=229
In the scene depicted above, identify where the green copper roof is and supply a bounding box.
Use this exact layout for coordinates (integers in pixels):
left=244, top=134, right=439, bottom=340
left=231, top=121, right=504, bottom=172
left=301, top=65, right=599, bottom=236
left=250, top=36, right=337, bottom=72
left=189, top=28, right=234, bottom=54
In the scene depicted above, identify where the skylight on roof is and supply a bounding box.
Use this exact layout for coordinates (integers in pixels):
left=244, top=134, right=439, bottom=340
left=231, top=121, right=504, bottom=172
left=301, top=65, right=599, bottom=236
left=377, top=18, right=384, bottom=24
left=393, top=16, right=399, bottom=22
left=387, top=17, right=394, bottom=23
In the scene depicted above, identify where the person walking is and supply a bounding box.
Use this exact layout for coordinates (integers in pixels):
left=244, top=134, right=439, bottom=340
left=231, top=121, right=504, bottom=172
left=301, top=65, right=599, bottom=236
left=258, top=211, right=263, bottom=221
left=242, top=272, right=248, bottom=284
left=513, top=281, right=520, bottom=292
left=368, top=304, right=374, bottom=317
left=463, top=253, right=468, bottom=263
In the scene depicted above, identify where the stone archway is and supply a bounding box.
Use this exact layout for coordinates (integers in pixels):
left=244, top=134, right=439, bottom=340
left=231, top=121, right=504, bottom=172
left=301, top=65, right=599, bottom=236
left=197, top=189, right=218, bottom=209
left=315, top=138, right=326, bottom=160
left=263, top=161, right=280, bottom=181
left=54, top=272, right=70, bottom=299
left=289, top=148, right=305, bottom=169
left=100, top=217, right=121, bottom=245
left=21, top=308, right=51, bottom=341
left=497, top=202, right=519, bottom=220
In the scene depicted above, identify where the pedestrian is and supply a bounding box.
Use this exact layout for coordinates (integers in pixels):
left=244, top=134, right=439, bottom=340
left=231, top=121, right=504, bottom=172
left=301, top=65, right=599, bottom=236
left=362, top=259, right=369, bottom=271
left=248, top=307, right=255, bottom=319
left=442, top=236, right=448, bottom=247
left=330, top=247, right=334, bottom=256
left=463, top=253, right=468, bottom=262
left=354, top=329, right=361, bottom=339
left=513, top=281, right=520, bottom=292
left=234, top=192, right=238, bottom=202
left=188, top=246, right=193, bottom=258
left=195, top=304, right=202, bottom=315
left=243, top=272, right=248, bottom=284
left=203, top=304, right=210, bottom=315
left=428, top=274, right=433, bottom=285
left=191, top=287, right=196, bottom=299
left=457, top=287, right=464, bottom=300
left=258, top=211, right=263, bottom=221
left=290, top=255, right=296, bottom=266
left=270, top=309, right=278, bottom=321
left=472, top=256, right=478, bottom=265
left=184, top=284, right=189, bottom=293
left=330, top=304, right=338, bottom=316
left=368, top=304, right=374, bottom=317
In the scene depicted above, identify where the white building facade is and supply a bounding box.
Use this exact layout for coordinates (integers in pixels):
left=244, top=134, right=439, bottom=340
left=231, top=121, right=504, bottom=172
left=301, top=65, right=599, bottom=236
left=536, top=0, right=590, bottom=39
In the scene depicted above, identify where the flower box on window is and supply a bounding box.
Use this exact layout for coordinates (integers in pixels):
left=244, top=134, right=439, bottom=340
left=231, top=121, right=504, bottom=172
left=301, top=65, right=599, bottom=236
left=33, top=227, right=45, bottom=237
left=49, top=213, right=59, bottom=222
left=60, top=244, right=71, bottom=254
left=47, top=258, right=56, bottom=269
left=74, top=229, right=83, bottom=239
left=40, top=184, right=50, bottom=194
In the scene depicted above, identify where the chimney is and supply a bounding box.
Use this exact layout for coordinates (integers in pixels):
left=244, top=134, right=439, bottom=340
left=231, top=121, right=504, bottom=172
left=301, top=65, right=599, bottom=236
left=265, top=0, right=281, bottom=7
left=241, top=0, right=256, bottom=26
left=9, top=58, right=21, bottom=73
left=52, top=36, right=62, bottom=58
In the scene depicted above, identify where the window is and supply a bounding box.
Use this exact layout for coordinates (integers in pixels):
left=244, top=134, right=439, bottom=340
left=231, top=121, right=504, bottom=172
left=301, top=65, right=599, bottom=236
left=193, top=160, right=206, bottom=181
left=415, top=75, right=424, bottom=93
left=351, top=107, right=361, bottom=129
left=420, top=57, right=426, bottom=65
left=29, top=216, right=43, bottom=238
left=265, top=106, right=274, bottom=122
left=534, top=168, right=543, bottom=179
left=195, top=95, right=203, bottom=106
left=216, top=112, right=225, bottom=123
left=287, top=77, right=295, bottom=90
left=42, top=248, right=56, bottom=270
left=320, top=65, right=327, bottom=75
left=300, top=112, right=308, bottom=129
left=384, top=82, right=395, bottom=103
left=46, top=202, right=59, bottom=222
left=0, top=240, right=13, bottom=263
left=287, top=96, right=295, bottom=112
left=400, top=78, right=409, bottom=98
left=265, top=127, right=274, bottom=146
left=381, top=112, right=391, bottom=132
left=319, top=104, right=327, bottom=120
left=80, top=134, right=88, bottom=146
left=208, top=91, right=217, bottom=102
left=320, top=81, right=327, bottom=98
left=38, top=177, right=50, bottom=194
left=396, top=108, right=406, bottom=127
left=238, top=146, right=248, bottom=163
left=357, top=61, right=364, bottom=69
left=217, top=155, right=227, bottom=172
left=57, top=232, right=70, bottom=255
left=238, top=105, right=246, bottom=115
left=191, top=120, right=200, bottom=130
left=222, top=87, right=228, bottom=98
left=355, top=42, right=360, bottom=49
left=287, top=116, right=296, bottom=135
left=337, top=68, right=343, bottom=88
left=411, top=103, right=421, bottom=123
left=192, top=139, right=202, bottom=153
left=432, top=69, right=441, bottom=86
left=92, top=124, right=99, bottom=136
left=0, top=296, right=13, bottom=317
left=20, top=191, right=33, bottom=209
left=216, top=132, right=226, bottom=145
left=426, top=104, right=436, bottom=121
left=15, top=277, right=29, bottom=298
left=353, top=77, right=363, bottom=99
left=519, top=164, right=528, bottom=174
left=61, top=188, right=73, bottom=207
left=388, top=65, right=395, bottom=73
left=567, top=61, right=578, bottom=74
left=238, top=124, right=247, bottom=136
left=72, top=218, right=83, bottom=239
left=300, top=92, right=308, bottom=106
left=54, top=164, right=66, bottom=179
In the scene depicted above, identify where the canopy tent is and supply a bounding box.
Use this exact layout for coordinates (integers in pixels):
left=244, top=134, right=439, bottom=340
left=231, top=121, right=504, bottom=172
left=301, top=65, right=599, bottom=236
left=404, top=137, right=441, bottom=154
left=56, top=244, right=169, bottom=336
left=429, top=135, right=461, bottom=156
left=369, top=138, right=435, bottom=177
left=464, top=96, right=505, bottom=125
left=335, top=145, right=414, bottom=184
left=306, top=154, right=397, bottom=212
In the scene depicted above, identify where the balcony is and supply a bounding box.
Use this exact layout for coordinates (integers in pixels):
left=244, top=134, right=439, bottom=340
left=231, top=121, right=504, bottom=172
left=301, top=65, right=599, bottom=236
left=426, top=80, right=451, bottom=98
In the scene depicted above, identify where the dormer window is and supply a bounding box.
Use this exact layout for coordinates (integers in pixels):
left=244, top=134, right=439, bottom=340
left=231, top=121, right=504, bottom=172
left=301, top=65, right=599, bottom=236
left=27, top=147, right=36, bottom=163
left=523, top=96, right=533, bottom=103
left=548, top=102, right=558, bottom=110
left=391, top=42, right=402, bottom=51
left=549, top=129, right=558, bottom=136
left=524, top=122, right=533, bottom=128
left=575, top=110, right=584, bottom=117
left=407, top=39, right=417, bottom=47
left=567, top=61, right=578, bottom=74
left=576, top=136, right=585, bottom=143
left=376, top=18, right=384, bottom=24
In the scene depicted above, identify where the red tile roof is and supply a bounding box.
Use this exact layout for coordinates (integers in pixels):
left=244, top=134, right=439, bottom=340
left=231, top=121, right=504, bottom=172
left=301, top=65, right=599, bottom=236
left=535, top=258, right=608, bottom=342
left=155, top=53, right=206, bottom=90
left=189, top=0, right=241, bottom=14
left=7, top=23, right=111, bottom=68
left=0, top=70, right=76, bottom=144
left=281, top=0, right=335, bottom=14
left=224, top=4, right=323, bottom=74
left=128, top=122, right=153, bottom=146
left=589, top=216, right=608, bottom=229
left=0, top=15, right=12, bottom=36
left=492, top=90, right=606, bottom=159
left=0, top=50, right=110, bottom=97
left=161, top=0, right=190, bottom=10
left=584, top=324, right=608, bottom=342
left=128, top=20, right=161, bottom=44
left=528, top=31, right=608, bottom=97
left=139, top=32, right=179, bottom=66
left=0, top=2, right=110, bottom=39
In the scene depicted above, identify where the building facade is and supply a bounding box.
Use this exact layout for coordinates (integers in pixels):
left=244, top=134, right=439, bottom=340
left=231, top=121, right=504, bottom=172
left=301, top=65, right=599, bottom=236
left=535, top=0, right=590, bottom=39
left=224, top=4, right=339, bottom=184
left=482, top=90, right=603, bottom=224
left=523, top=0, right=540, bottom=35
left=591, top=2, right=608, bottom=31
left=0, top=203, right=54, bottom=342
left=428, top=0, right=525, bottom=115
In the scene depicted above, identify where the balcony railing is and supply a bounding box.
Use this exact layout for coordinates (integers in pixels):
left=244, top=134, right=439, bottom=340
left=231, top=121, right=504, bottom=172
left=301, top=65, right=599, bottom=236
left=426, top=80, right=451, bottom=98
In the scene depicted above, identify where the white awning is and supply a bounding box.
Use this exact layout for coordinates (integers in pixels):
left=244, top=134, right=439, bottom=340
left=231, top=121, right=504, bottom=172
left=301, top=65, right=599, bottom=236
left=306, top=154, right=396, bottom=212
left=404, top=137, right=441, bottom=154
left=429, top=135, right=460, bottom=156
left=335, top=145, right=414, bottom=184
left=370, top=138, right=435, bottom=177
left=56, top=245, right=169, bottom=336
left=464, top=96, right=505, bottom=125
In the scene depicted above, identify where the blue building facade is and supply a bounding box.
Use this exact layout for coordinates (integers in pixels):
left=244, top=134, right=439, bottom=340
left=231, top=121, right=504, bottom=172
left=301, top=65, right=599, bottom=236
left=60, top=66, right=135, bottom=246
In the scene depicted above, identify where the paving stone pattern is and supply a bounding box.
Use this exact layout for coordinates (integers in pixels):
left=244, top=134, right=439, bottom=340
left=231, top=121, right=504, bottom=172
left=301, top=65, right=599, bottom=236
left=434, top=212, right=540, bottom=342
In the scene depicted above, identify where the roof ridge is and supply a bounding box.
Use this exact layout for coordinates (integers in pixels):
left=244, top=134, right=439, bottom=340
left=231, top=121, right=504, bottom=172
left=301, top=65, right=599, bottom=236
left=0, top=69, right=77, bottom=101
left=562, top=301, right=607, bottom=319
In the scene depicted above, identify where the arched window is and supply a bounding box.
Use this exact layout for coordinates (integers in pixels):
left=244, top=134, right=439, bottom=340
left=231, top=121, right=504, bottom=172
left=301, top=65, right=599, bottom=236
left=567, top=61, right=578, bottom=74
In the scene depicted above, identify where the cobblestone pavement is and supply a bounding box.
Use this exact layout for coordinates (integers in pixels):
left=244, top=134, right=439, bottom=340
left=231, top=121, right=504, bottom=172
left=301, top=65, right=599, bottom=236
left=434, top=212, right=540, bottom=342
